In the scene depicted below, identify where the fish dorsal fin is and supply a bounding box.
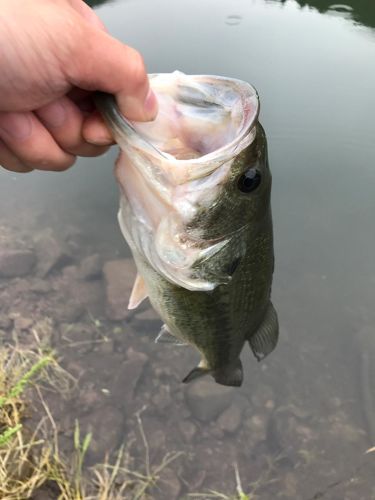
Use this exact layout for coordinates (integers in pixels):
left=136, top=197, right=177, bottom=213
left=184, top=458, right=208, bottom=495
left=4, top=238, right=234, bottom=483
left=128, top=273, right=148, bottom=310
left=155, top=324, right=187, bottom=346
left=249, top=302, right=279, bottom=361
left=213, top=358, right=243, bottom=387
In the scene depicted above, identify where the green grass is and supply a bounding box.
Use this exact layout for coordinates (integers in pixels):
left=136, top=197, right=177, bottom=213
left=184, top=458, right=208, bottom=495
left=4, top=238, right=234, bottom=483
left=0, top=338, right=183, bottom=499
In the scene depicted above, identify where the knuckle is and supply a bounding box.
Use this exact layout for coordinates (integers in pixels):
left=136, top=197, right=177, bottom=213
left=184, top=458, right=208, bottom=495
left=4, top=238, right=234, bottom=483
left=0, top=148, right=32, bottom=173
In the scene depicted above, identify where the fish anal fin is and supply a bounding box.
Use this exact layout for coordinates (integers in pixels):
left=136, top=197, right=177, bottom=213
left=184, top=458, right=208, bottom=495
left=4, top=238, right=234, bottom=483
left=249, top=301, right=279, bottom=361
left=128, top=273, right=148, bottom=310
left=213, top=358, right=243, bottom=387
left=182, top=366, right=209, bottom=384
left=155, top=324, right=187, bottom=346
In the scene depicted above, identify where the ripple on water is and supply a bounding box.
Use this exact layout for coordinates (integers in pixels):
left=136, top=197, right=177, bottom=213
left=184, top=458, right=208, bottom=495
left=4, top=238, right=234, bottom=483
left=225, top=14, right=242, bottom=26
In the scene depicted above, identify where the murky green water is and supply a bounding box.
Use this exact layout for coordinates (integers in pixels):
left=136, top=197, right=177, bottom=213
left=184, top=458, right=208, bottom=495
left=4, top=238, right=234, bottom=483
left=1, top=0, right=375, bottom=498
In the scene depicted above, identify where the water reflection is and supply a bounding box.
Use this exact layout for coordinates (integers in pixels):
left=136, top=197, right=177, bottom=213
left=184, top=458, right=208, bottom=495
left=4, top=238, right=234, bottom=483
left=85, top=0, right=113, bottom=7
left=277, top=0, right=375, bottom=29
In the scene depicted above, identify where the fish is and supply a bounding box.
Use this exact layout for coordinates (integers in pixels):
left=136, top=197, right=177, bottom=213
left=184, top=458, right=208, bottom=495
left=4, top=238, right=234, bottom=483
left=95, top=71, right=279, bottom=387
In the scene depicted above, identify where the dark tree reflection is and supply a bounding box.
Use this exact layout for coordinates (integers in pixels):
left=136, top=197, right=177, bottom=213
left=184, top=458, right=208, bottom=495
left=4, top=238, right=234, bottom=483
left=277, top=0, right=375, bottom=30
left=85, top=0, right=113, bottom=7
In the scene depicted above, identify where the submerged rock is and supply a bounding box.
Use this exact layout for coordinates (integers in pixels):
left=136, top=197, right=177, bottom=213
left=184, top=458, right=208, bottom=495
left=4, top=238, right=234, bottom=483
left=14, top=316, right=33, bottom=331
left=178, top=420, right=197, bottom=443
left=28, top=278, right=52, bottom=294
left=79, top=254, right=102, bottom=280
left=156, top=467, right=181, bottom=500
left=0, top=314, right=12, bottom=330
left=0, top=249, right=36, bottom=278
left=103, top=259, right=136, bottom=320
left=50, top=299, right=85, bottom=323
left=185, top=378, right=234, bottom=422
left=217, top=403, right=242, bottom=433
left=112, top=348, right=148, bottom=406
left=34, top=229, right=71, bottom=277
left=80, top=406, right=125, bottom=463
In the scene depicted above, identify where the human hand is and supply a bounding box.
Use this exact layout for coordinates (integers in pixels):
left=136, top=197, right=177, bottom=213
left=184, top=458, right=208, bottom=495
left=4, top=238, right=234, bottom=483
left=0, top=0, right=158, bottom=173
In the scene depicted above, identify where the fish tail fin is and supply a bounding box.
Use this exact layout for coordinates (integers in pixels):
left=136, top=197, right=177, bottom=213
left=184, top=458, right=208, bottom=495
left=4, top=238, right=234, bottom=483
left=248, top=301, right=279, bottom=361
left=213, top=358, right=243, bottom=387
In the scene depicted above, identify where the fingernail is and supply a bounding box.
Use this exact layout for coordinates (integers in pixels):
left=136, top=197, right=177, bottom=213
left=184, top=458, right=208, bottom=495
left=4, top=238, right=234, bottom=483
left=85, top=127, right=114, bottom=146
left=37, top=101, right=66, bottom=128
left=0, top=112, right=32, bottom=141
left=118, top=88, right=158, bottom=122
left=143, top=88, right=158, bottom=120
left=86, top=135, right=113, bottom=146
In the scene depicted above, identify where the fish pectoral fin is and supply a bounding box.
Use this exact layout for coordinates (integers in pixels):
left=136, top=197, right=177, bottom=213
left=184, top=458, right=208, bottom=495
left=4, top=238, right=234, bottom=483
left=248, top=301, right=279, bottom=361
left=213, top=358, right=243, bottom=387
left=155, top=324, right=187, bottom=346
left=128, top=274, right=148, bottom=310
left=182, top=366, right=210, bottom=384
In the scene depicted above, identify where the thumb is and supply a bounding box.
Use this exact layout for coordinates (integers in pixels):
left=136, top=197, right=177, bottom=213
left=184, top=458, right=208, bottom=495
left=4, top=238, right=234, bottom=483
left=66, top=25, right=158, bottom=122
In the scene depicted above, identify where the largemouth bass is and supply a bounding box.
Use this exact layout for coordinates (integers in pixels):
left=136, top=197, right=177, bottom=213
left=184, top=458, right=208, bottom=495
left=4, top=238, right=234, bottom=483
left=95, top=72, right=279, bottom=387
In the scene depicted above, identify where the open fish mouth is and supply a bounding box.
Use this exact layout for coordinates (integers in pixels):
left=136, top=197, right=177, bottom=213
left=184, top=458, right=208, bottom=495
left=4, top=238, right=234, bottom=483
left=95, top=72, right=260, bottom=291
left=100, top=72, right=260, bottom=183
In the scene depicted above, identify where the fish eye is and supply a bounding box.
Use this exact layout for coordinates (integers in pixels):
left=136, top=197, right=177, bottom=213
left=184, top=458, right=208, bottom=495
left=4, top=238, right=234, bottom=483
left=238, top=168, right=261, bottom=193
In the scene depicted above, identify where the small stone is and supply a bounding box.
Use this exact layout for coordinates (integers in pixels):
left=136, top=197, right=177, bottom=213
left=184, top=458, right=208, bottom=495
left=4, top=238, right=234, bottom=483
left=14, top=316, right=33, bottom=330
left=156, top=468, right=181, bottom=500
left=32, top=489, right=55, bottom=500
left=103, top=259, right=136, bottom=320
left=80, top=384, right=106, bottom=410
left=185, top=378, right=234, bottom=422
left=152, top=385, right=172, bottom=410
left=34, top=229, right=71, bottom=277
left=0, top=314, right=12, bottom=330
left=53, top=300, right=85, bottom=323
left=265, top=399, right=275, bottom=410
left=245, top=414, right=267, bottom=441
left=79, top=254, right=102, bottom=280
left=250, top=384, right=275, bottom=409
left=0, top=249, right=36, bottom=278
left=148, top=429, right=166, bottom=451
left=126, top=346, right=148, bottom=363
left=80, top=406, right=124, bottom=463
left=29, top=278, right=51, bottom=293
left=217, top=404, right=242, bottom=433
left=179, top=420, right=197, bottom=443
left=98, top=338, right=114, bottom=354
left=112, top=351, right=148, bottom=406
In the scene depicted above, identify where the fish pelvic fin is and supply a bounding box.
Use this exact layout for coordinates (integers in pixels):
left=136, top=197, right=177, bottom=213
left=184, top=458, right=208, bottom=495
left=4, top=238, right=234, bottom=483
left=213, top=358, right=243, bottom=387
left=128, top=273, right=148, bottom=310
left=249, top=301, right=279, bottom=361
left=155, top=324, right=187, bottom=346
